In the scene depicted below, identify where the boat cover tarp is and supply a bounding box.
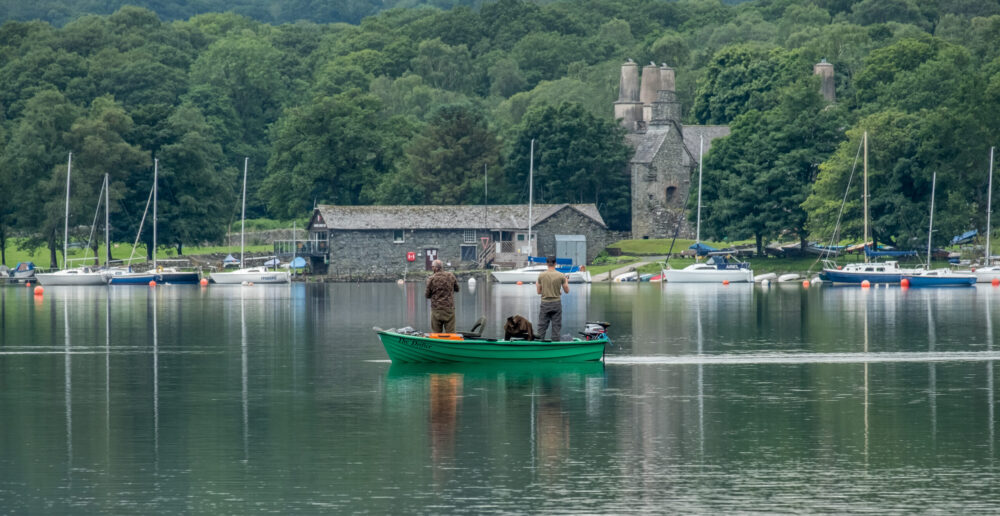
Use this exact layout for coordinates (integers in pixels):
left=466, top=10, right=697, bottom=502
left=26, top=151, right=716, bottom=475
left=290, top=257, right=306, bottom=268
left=14, top=262, right=34, bottom=272
left=951, top=229, right=978, bottom=245
left=263, top=258, right=280, bottom=267
left=689, top=242, right=718, bottom=256
left=864, top=247, right=918, bottom=258
left=222, top=254, right=239, bottom=265
left=528, top=256, right=573, bottom=265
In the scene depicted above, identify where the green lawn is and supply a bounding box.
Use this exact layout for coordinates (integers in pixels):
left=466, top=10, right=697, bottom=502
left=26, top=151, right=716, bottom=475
left=607, top=238, right=752, bottom=256
left=1, top=240, right=272, bottom=269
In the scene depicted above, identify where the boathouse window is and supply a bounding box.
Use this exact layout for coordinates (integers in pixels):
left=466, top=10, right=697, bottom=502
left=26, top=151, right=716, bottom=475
left=666, top=186, right=677, bottom=201
left=464, top=229, right=476, bottom=244
left=393, top=230, right=404, bottom=243
left=517, top=234, right=525, bottom=241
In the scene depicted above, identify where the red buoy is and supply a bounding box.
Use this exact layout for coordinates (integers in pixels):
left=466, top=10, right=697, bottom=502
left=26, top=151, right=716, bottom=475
left=33, top=286, right=43, bottom=296
left=993, top=278, right=999, bottom=287
left=802, top=280, right=810, bottom=288
left=722, top=280, right=730, bottom=285
left=516, top=281, right=523, bottom=285
left=148, top=280, right=156, bottom=287
left=901, top=278, right=910, bottom=288
left=861, top=280, right=871, bottom=288
left=200, top=278, right=209, bottom=286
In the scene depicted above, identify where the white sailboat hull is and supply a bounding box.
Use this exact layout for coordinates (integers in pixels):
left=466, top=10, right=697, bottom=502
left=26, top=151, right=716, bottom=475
left=36, top=269, right=108, bottom=286
left=974, top=266, right=1000, bottom=283
left=211, top=268, right=290, bottom=284
left=491, top=266, right=591, bottom=284
left=660, top=268, right=753, bottom=283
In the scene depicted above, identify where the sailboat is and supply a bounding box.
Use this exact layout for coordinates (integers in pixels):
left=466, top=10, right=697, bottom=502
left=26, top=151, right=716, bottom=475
left=36, top=153, right=110, bottom=286
left=901, top=172, right=975, bottom=286
left=489, top=139, right=591, bottom=284
left=821, top=131, right=916, bottom=284
left=210, top=158, right=290, bottom=284
left=661, top=135, right=753, bottom=283
left=975, top=147, right=1000, bottom=283
left=108, top=160, right=160, bottom=285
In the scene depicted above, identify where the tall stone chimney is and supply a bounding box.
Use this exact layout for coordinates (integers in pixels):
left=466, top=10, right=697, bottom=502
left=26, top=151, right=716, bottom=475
left=639, top=62, right=660, bottom=123
left=659, top=63, right=675, bottom=92
left=650, top=89, right=681, bottom=125
left=614, top=59, right=643, bottom=131
left=814, top=58, right=835, bottom=102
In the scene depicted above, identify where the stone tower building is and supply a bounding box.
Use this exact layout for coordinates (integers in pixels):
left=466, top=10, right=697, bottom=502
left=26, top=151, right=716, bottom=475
left=616, top=60, right=729, bottom=239
left=617, top=59, right=835, bottom=239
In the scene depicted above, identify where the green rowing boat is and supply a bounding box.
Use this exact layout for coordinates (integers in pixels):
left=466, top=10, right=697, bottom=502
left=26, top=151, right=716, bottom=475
left=374, top=329, right=609, bottom=363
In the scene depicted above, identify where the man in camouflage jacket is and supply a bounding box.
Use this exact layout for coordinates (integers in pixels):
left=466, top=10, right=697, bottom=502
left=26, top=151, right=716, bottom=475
left=425, top=259, right=459, bottom=332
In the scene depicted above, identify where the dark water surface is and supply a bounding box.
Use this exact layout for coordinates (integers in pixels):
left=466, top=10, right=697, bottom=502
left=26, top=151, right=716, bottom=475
left=1, top=282, right=999, bottom=513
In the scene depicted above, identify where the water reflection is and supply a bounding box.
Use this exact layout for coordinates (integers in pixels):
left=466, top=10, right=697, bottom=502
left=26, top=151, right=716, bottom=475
left=2, top=283, right=1000, bottom=513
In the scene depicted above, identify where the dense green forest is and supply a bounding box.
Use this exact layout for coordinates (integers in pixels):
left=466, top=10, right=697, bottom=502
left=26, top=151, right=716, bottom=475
left=1, top=0, right=1000, bottom=267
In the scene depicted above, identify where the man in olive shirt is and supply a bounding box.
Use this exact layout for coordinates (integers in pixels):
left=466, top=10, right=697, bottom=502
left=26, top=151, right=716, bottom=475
left=535, top=256, right=570, bottom=340
left=425, top=259, right=459, bottom=332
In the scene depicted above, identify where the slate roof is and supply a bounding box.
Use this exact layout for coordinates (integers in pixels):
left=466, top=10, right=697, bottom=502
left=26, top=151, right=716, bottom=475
left=311, top=204, right=606, bottom=231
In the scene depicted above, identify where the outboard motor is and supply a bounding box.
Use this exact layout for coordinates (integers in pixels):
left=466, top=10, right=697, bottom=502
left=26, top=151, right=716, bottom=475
left=582, top=321, right=610, bottom=340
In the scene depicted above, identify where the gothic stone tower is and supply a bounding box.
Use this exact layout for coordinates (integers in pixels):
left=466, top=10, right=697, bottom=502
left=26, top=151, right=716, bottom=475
left=616, top=60, right=729, bottom=239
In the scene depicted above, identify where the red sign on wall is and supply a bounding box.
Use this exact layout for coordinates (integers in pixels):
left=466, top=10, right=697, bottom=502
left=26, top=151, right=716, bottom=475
left=406, top=252, right=416, bottom=262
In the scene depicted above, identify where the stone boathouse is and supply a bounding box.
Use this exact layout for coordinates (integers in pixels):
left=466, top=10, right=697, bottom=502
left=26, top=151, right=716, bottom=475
left=298, top=203, right=614, bottom=274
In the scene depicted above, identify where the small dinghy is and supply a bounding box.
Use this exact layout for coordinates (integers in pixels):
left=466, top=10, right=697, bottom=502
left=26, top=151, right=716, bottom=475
left=777, top=273, right=801, bottom=282
left=374, top=321, right=611, bottom=363
left=754, top=273, right=777, bottom=283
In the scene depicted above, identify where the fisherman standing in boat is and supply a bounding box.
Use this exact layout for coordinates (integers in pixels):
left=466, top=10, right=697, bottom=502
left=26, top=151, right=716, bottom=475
left=535, top=255, right=570, bottom=340
left=425, top=259, right=459, bottom=333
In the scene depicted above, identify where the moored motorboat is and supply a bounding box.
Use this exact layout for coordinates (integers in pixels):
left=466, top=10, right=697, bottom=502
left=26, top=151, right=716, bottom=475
left=10, top=262, right=35, bottom=280
left=374, top=323, right=610, bottom=363
left=660, top=255, right=753, bottom=283
left=777, top=273, right=801, bottom=282
left=491, top=257, right=591, bottom=284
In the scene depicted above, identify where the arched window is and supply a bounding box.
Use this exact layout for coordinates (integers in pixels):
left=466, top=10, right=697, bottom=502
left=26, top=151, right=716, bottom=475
left=665, top=186, right=677, bottom=202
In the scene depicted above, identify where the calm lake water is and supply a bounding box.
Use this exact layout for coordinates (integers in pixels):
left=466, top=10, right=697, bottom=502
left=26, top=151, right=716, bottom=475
left=2, top=281, right=1000, bottom=513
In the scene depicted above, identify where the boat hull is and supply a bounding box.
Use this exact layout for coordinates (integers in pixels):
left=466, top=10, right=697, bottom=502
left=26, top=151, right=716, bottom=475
left=210, top=270, right=290, bottom=284
left=491, top=270, right=591, bottom=283
left=376, top=331, right=607, bottom=363
left=35, top=272, right=108, bottom=286
left=820, top=269, right=902, bottom=284
left=158, top=271, right=201, bottom=284
left=974, top=267, right=1000, bottom=283
left=660, top=268, right=753, bottom=283
left=902, top=274, right=976, bottom=287
left=108, top=273, right=157, bottom=285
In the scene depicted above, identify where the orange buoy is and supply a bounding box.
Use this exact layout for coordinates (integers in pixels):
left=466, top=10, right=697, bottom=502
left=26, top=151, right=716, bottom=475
left=993, top=278, right=999, bottom=287
left=148, top=280, right=156, bottom=287
left=200, top=278, right=209, bottom=286
left=516, top=281, right=523, bottom=285
left=900, top=278, right=910, bottom=288
left=861, top=280, right=871, bottom=288
left=802, top=280, right=810, bottom=288
left=25, top=281, right=31, bottom=287
left=722, top=280, right=730, bottom=285
left=33, top=286, right=43, bottom=295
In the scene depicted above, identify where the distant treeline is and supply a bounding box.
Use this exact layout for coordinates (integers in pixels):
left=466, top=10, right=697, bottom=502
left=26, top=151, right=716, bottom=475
left=1, top=0, right=1000, bottom=266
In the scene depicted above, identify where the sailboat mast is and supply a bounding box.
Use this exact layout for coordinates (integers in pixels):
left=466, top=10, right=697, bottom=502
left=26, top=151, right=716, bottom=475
left=104, top=173, right=109, bottom=265
left=863, top=131, right=869, bottom=263
left=527, top=139, right=534, bottom=257
left=927, top=171, right=936, bottom=266
left=63, top=152, right=72, bottom=270
left=241, top=157, right=248, bottom=267
left=696, top=134, right=703, bottom=243
left=988, top=147, right=995, bottom=265
left=153, top=159, right=158, bottom=269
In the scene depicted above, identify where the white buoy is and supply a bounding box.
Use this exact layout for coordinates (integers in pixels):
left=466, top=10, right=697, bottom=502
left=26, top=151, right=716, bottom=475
left=811, top=277, right=823, bottom=285
left=468, top=277, right=476, bottom=285
left=396, top=278, right=405, bottom=285
left=761, top=279, right=770, bottom=287
left=241, top=281, right=249, bottom=286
